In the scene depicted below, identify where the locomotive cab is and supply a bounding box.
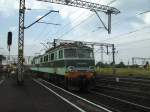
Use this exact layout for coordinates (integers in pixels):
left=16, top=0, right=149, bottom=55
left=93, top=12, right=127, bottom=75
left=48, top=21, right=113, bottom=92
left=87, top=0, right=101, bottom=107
left=63, top=46, right=96, bottom=90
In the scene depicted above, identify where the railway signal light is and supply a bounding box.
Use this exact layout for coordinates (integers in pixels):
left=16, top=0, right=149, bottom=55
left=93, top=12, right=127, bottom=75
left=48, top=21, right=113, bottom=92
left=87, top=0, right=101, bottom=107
left=7, top=32, right=12, bottom=46
left=7, top=31, right=12, bottom=52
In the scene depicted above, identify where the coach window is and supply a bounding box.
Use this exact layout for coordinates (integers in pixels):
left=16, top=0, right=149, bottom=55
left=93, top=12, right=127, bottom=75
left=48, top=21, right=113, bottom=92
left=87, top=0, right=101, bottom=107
left=59, top=50, right=63, bottom=59
left=55, top=52, right=57, bottom=60
left=49, top=54, right=51, bottom=61
left=46, top=55, right=48, bottom=62
left=40, top=57, right=43, bottom=63
left=51, top=53, right=54, bottom=60
left=44, top=55, right=48, bottom=62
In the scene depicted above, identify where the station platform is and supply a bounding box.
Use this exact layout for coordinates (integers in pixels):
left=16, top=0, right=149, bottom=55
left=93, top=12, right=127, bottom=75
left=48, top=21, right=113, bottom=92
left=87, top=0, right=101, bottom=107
left=0, top=77, right=78, bottom=112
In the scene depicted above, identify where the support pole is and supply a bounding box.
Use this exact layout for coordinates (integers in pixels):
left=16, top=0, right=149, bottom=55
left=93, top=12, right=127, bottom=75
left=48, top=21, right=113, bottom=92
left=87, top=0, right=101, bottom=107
left=100, top=45, right=103, bottom=63
left=18, top=0, right=25, bottom=85
left=112, top=44, right=116, bottom=74
left=108, top=11, right=112, bottom=34
left=112, top=44, right=115, bottom=65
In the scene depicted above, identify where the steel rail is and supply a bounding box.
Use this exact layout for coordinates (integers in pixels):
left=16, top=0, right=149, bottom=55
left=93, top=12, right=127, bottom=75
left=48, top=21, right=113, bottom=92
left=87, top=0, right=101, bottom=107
left=33, top=79, right=86, bottom=112
left=90, top=91, right=150, bottom=110
left=34, top=78, right=113, bottom=112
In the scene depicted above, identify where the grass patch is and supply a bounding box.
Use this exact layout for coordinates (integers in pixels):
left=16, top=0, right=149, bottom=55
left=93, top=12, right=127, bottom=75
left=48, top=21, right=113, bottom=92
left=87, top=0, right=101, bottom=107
left=96, top=67, right=150, bottom=78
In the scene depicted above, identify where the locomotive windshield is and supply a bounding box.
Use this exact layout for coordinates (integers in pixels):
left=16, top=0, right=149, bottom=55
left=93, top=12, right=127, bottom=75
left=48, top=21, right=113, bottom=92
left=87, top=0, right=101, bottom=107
left=64, top=48, right=94, bottom=59
left=64, top=48, right=77, bottom=58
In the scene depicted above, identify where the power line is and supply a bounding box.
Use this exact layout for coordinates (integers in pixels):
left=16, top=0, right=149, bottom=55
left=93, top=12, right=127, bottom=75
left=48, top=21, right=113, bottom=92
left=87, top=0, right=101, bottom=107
left=58, top=14, right=95, bottom=39
left=53, top=0, right=117, bottom=39
left=138, top=9, right=150, bottom=15
left=118, top=45, right=150, bottom=51
left=34, top=0, right=117, bottom=44
left=117, top=37, right=150, bottom=47
left=55, top=2, right=149, bottom=40
left=48, top=2, right=101, bottom=39
left=102, top=25, right=150, bottom=42
left=46, top=9, right=87, bottom=39
left=30, top=6, right=66, bottom=44
left=33, top=7, right=84, bottom=43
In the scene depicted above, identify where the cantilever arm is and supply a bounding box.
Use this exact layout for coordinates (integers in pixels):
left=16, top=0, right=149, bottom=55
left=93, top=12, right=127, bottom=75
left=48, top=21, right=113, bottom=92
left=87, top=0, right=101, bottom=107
left=24, top=10, right=59, bottom=29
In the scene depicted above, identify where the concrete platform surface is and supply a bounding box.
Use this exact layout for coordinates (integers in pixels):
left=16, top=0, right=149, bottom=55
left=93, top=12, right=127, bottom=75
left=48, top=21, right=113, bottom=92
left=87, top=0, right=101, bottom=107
left=0, top=78, right=79, bottom=112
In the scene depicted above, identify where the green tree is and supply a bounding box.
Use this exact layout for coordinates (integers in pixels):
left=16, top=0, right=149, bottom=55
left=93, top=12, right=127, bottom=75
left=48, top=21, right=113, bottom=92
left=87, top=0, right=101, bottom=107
left=116, top=61, right=126, bottom=68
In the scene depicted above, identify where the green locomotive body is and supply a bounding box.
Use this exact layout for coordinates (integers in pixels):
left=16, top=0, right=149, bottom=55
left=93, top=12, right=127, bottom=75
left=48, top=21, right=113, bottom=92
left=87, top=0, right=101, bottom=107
left=30, top=41, right=95, bottom=90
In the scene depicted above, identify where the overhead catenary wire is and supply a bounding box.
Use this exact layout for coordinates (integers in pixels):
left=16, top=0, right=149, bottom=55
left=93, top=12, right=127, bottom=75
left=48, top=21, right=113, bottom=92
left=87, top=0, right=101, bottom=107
left=118, top=44, right=150, bottom=51
left=102, top=25, right=150, bottom=42
left=56, top=7, right=150, bottom=42
left=46, top=0, right=103, bottom=40
left=30, top=5, right=69, bottom=42
left=29, top=0, right=150, bottom=59
left=32, top=0, right=117, bottom=45
left=116, top=37, right=150, bottom=46
left=29, top=3, right=95, bottom=53
left=58, top=14, right=95, bottom=39
left=45, top=10, right=87, bottom=39
left=32, top=7, right=84, bottom=44
left=138, top=9, right=150, bottom=15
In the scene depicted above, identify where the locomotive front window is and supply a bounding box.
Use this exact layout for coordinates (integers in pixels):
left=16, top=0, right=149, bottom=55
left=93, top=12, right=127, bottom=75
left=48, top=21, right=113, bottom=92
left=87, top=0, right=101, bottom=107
left=64, top=48, right=77, bottom=58
left=64, top=48, right=94, bottom=59
left=77, top=49, right=93, bottom=58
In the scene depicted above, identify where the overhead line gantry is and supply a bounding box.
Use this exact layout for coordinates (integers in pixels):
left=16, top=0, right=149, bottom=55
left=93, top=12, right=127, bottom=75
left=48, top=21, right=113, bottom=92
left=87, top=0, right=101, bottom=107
left=37, top=0, right=120, bottom=33
left=37, top=0, right=120, bottom=14
left=18, top=0, right=120, bottom=84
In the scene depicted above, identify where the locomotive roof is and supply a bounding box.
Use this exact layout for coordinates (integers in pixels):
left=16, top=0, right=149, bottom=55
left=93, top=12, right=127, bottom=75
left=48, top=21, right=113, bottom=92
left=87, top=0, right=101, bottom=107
left=45, top=42, right=92, bottom=53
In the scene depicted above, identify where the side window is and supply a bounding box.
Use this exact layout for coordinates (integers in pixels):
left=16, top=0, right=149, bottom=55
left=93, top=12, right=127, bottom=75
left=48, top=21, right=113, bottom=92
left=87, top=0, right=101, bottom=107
left=44, top=56, right=46, bottom=62
left=32, top=59, right=35, bottom=64
left=38, top=58, right=41, bottom=64
left=55, top=52, right=57, bottom=60
left=59, top=50, right=63, bottom=59
left=49, top=54, right=51, bottom=61
left=40, top=57, right=43, bottom=63
left=35, top=59, right=37, bottom=64
left=44, top=55, right=48, bottom=62
left=51, top=53, right=54, bottom=61
left=46, top=55, right=48, bottom=62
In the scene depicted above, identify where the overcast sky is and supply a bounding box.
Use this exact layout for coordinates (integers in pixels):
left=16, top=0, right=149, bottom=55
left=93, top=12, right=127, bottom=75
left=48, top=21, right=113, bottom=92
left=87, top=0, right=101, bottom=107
left=0, top=0, right=150, bottom=64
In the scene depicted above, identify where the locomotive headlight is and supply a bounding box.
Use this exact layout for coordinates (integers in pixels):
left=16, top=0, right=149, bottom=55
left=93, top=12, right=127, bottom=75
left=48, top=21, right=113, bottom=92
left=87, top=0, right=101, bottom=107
left=89, top=66, right=95, bottom=72
left=67, top=66, right=76, bottom=72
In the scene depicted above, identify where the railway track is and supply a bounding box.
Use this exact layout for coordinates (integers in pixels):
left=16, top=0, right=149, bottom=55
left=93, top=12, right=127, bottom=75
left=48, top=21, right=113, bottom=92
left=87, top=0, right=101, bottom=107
left=87, top=90, right=150, bottom=112
left=96, top=76, right=150, bottom=94
left=33, top=78, right=150, bottom=112
left=96, top=75, right=150, bottom=86
left=95, top=85, right=150, bottom=98
left=93, top=86, right=150, bottom=108
left=33, top=78, right=113, bottom=112
left=97, top=80, right=150, bottom=88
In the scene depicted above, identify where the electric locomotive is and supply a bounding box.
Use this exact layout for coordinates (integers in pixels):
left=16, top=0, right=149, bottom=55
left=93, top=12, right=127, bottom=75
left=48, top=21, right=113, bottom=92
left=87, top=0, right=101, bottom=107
left=30, top=39, right=95, bottom=90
